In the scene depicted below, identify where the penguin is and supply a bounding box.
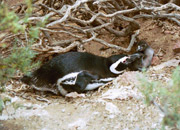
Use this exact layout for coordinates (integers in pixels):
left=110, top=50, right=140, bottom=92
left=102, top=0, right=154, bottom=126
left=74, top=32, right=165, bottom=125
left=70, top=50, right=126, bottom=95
left=21, top=52, right=139, bottom=96
left=129, top=41, right=154, bottom=71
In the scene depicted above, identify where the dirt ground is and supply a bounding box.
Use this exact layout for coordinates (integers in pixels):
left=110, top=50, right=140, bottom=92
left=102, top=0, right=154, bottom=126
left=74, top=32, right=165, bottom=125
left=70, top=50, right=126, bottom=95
left=1, top=17, right=180, bottom=130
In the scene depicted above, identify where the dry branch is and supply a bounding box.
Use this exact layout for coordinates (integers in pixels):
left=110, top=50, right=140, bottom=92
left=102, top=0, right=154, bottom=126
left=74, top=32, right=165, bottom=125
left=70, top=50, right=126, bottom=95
left=40, top=27, right=83, bottom=38
left=46, top=0, right=93, bottom=27
left=134, top=13, right=180, bottom=26
left=93, top=30, right=140, bottom=52
left=4, top=0, right=180, bottom=56
left=32, top=41, right=80, bottom=54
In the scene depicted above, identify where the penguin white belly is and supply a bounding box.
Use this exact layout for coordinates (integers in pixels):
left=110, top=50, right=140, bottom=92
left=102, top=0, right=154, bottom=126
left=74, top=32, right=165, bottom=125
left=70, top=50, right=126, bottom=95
left=85, top=77, right=115, bottom=90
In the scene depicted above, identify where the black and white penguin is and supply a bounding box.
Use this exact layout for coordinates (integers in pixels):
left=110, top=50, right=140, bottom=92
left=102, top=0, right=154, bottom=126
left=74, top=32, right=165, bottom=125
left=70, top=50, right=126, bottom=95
left=129, top=41, right=154, bottom=71
left=21, top=52, right=139, bottom=96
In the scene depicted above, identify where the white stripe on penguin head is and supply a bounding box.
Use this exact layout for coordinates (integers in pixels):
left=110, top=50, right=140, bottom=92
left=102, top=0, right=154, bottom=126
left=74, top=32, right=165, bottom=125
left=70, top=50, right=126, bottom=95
left=110, top=56, right=129, bottom=74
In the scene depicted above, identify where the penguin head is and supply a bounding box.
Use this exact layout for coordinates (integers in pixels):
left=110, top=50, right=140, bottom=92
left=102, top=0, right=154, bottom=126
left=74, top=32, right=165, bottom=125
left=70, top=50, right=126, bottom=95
left=136, top=41, right=148, bottom=52
left=109, top=55, right=131, bottom=65
left=109, top=55, right=131, bottom=74
left=127, top=52, right=145, bottom=71
left=128, top=53, right=144, bottom=61
left=21, top=74, right=33, bottom=85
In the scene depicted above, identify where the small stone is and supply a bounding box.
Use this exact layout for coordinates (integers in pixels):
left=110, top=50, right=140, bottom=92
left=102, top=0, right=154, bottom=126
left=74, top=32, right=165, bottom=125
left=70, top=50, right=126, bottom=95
left=172, top=34, right=179, bottom=41
left=170, top=31, right=175, bottom=35
left=61, top=109, right=65, bottom=113
left=65, top=92, right=85, bottom=98
left=158, top=51, right=164, bottom=57
left=164, top=31, right=171, bottom=34
left=173, top=40, right=180, bottom=53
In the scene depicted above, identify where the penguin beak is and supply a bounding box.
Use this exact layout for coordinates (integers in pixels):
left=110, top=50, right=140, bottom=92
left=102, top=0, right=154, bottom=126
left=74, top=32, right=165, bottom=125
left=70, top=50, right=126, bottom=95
left=130, top=53, right=142, bottom=59
left=126, top=53, right=143, bottom=64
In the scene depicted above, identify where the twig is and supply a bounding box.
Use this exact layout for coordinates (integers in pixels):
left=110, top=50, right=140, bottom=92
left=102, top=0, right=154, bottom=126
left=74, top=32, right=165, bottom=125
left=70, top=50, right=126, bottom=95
left=32, top=41, right=80, bottom=54
left=66, top=7, right=138, bottom=25
left=134, top=13, right=180, bottom=19
left=24, top=31, right=28, bottom=45
left=38, top=3, right=63, bottom=17
left=83, top=23, right=111, bottom=32
left=18, top=12, right=55, bottom=24
left=47, top=0, right=93, bottom=27
left=40, top=27, right=83, bottom=38
left=41, top=30, right=53, bottom=45
left=126, top=30, right=140, bottom=52
left=51, top=39, right=77, bottom=46
left=168, top=17, right=180, bottom=26
left=47, top=41, right=80, bottom=54
left=61, top=24, right=85, bottom=34
left=35, top=95, right=50, bottom=103
left=152, top=100, right=166, bottom=115
left=1, top=33, right=21, bottom=43
left=82, top=31, right=97, bottom=43
left=133, top=14, right=180, bottom=26
left=93, top=30, right=139, bottom=52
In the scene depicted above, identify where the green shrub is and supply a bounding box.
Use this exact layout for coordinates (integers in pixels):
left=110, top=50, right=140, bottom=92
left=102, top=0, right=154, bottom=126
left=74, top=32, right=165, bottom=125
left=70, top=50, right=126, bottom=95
left=0, top=1, right=41, bottom=113
left=139, top=67, right=180, bottom=129
left=0, top=4, right=25, bottom=33
left=0, top=2, right=40, bottom=86
left=0, top=45, right=39, bottom=85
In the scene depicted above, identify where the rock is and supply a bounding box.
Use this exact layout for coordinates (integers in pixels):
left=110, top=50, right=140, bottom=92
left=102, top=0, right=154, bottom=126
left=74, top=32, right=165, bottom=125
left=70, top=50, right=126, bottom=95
left=65, top=92, right=85, bottom=98
left=68, top=119, right=87, bottom=129
left=158, top=51, right=164, bottom=57
left=172, top=34, right=179, bottom=41
left=164, top=30, right=174, bottom=35
left=105, top=102, right=120, bottom=114
left=152, top=59, right=180, bottom=70
left=151, top=56, right=160, bottom=66
left=173, top=41, right=180, bottom=53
